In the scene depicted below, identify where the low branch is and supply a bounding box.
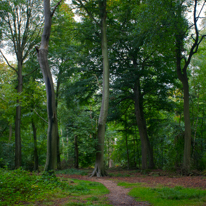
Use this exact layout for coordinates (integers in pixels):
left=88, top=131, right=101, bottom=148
left=33, top=109, right=48, bottom=124
left=0, top=50, right=18, bottom=74
left=93, top=74, right=102, bottom=93
left=51, top=0, right=63, bottom=17
left=76, top=0, right=100, bottom=26
left=23, top=68, right=38, bottom=78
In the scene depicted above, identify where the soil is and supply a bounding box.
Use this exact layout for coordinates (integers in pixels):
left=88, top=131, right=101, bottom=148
left=56, top=169, right=206, bottom=205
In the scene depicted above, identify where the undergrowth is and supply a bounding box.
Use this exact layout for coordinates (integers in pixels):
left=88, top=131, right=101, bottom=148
left=0, top=168, right=110, bottom=206
left=56, top=168, right=88, bottom=176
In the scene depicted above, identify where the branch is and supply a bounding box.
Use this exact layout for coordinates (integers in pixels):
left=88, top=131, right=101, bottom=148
left=33, top=109, right=48, bottom=124
left=23, top=68, right=38, bottom=78
left=51, top=0, right=63, bottom=17
left=76, top=0, right=100, bottom=26
left=93, top=74, right=102, bottom=93
left=0, top=50, right=18, bottom=74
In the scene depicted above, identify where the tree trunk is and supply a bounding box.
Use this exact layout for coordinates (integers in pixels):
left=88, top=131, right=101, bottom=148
left=15, top=61, right=23, bottom=169
left=74, top=136, right=79, bottom=169
left=125, top=115, right=130, bottom=169
left=176, top=37, right=192, bottom=173
left=134, top=79, right=154, bottom=169
left=37, top=0, right=60, bottom=171
left=91, top=0, right=109, bottom=177
left=32, top=120, right=38, bottom=171
left=182, top=77, right=191, bottom=172
left=56, top=80, right=61, bottom=170
left=9, top=124, right=12, bottom=141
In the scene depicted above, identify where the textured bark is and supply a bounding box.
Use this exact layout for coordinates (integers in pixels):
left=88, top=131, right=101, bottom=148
left=91, top=0, right=109, bottom=177
left=32, top=120, right=39, bottom=171
left=15, top=60, right=23, bottom=169
left=134, top=79, right=154, bottom=169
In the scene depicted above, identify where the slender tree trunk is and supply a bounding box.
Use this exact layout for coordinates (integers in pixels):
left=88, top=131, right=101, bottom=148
left=15, top=61, right=23, bottom=169
left=176, top=37, right=192, bottom=173
left=125, top=132, right=130, bottom=170
left=125, top=115, right=130, bottom=169
left=9, top=124, right=12, bottom=141
left=32, top=120, right=39, bottom=171
left=36, top=0, right=61, bottom=171
left=74, top=136, right=79, bottom=169
left=91, top=0, right=109, bottom=177
left=134, top=78, right=154, bottom=169
left=56, top=80, right=61, bottom=170
left=182, top=78, right=192, bottom=171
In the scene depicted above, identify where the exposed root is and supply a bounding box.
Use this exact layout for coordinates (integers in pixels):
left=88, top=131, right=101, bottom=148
left=90, top=164, right=107, bottom=177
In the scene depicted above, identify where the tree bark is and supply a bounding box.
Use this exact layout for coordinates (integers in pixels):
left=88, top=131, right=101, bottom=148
left=56, top=80, right=61, bottom=170
left=37, top=0, right=61, bottom=171
left=134, top=78, right=154, bottom=169
left=15, top=60, right=23, bottom=169
left=90, top=0, right=109, bottom=177
left=32, top=119, right=39, bottom=171
left=176, top=33, right=192, bottom=173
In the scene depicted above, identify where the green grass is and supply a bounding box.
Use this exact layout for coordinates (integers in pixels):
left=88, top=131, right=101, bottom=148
left=0, top=168, right=111, bottom=206
left=56, top=168, right=88, bottom=176
left=118, top=182, right=206, bottom=206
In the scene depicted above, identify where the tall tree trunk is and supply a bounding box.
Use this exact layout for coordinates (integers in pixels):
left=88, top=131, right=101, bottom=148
left=176, top=36, right=192, bottom=173
left=56, top=80, right=61, bottom=170
left=9, top=124, right=12, bottom=141
left=32, top=119, right=38, bottom=171
left=74, top=136, right=79, bottom=169
left=36, top=0, right=62, bottom=171
left=91, top=0, right=109, bottom=177
left=134, top=78, right=154, bottom=169
left=15, top=61, right=23, bottom=169
left=125, top=115, right=130, bottom=169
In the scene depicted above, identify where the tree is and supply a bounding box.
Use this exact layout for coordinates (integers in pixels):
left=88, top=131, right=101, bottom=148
left=0, top=0, right=42, bottom=168
left=73, top=0, right=110, bottom=176
left=36, top=0, right=62, bottom=171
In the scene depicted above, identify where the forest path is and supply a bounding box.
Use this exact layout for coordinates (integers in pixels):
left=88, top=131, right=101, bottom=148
left=91, top=178, right=151, bottom=206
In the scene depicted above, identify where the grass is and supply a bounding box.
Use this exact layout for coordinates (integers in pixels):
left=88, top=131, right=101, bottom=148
left=118, top=182, right=206, bottom=206
left=0, top=168, right=111, bottom=206
left=56, top=168, right=88, bottom=176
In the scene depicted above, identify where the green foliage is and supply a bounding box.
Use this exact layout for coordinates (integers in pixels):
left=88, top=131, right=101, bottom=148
left=0, top=168, right=68, bottom=205
left=0, top=168, right=110, bottom=205
left=118, top=182, right=206, bottom=206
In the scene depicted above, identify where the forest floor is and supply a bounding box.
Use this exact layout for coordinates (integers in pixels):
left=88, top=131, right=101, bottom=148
left=55, top=168, right=206, bottom=205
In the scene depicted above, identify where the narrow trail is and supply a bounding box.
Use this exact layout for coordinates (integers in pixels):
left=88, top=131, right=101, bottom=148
left=92, top=178, right=151, bottom=206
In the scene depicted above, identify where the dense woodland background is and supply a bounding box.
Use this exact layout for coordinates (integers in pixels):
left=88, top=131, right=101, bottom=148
left=0, top=0, right=206, bottom=175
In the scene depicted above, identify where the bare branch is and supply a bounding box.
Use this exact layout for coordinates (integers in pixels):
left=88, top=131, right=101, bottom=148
left=0, top=50, right=18, bottom=74
left=76, top=0, right=100, bottom=26
left=51, top=0, right=63, bottom=17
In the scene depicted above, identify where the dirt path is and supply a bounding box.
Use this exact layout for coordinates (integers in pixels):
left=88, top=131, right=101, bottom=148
left=94, top=178, right=151, bottom=206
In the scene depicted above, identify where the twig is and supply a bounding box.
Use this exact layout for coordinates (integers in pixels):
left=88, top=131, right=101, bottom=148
left=0, top=50, right=18, bottom=74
